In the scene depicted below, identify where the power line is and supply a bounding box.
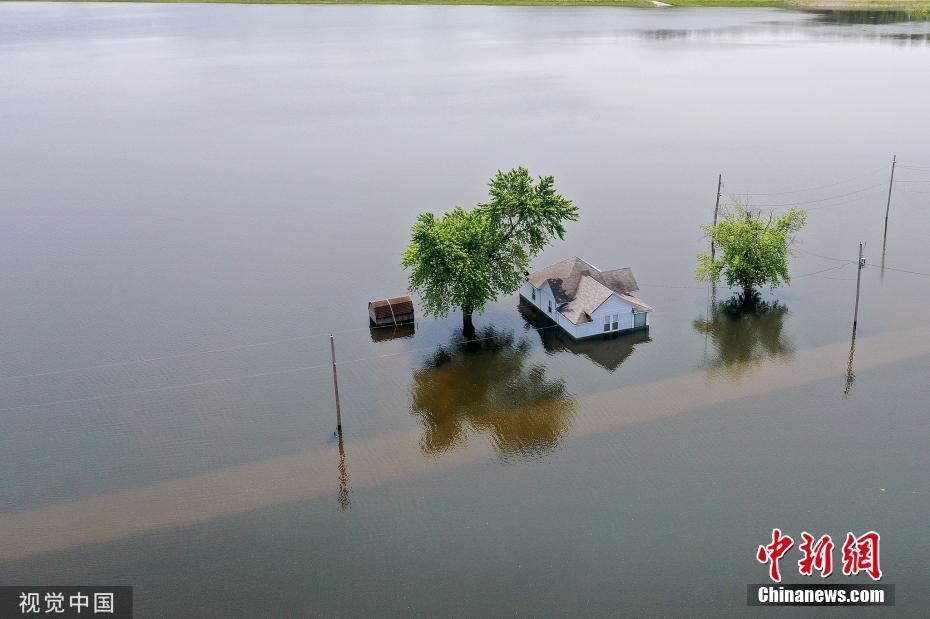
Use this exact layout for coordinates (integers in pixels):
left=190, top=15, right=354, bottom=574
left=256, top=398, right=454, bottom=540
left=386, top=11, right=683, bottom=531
left=800, top=248, right=930, bottom=278
left=797, top=248, right=855, bottom=263
left=866, top=262, right=930, bottom=278
left=795, top=264, right=850, bottom=278
left=0, top=318, right=578, bottom=412
left=805, top=193, right=884, bottom=212
left=729, top=165, right=887, bottom=196
left=0, top=314, right=446, bottom=383
left=0, top=331, right=335, bottom=383
left=638, top=282, right=708, bottom=290
left=735, top=182, right=886, bottom=208
left=0, top=362, right=336, bottom=414
left=720, top=193, right=877, bottom=214
left=807, top=273, right=857, bottom=282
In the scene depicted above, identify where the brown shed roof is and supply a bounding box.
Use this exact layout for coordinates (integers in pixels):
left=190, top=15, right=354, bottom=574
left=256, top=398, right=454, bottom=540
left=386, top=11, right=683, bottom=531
left=369, top=295, right=414, bottom=320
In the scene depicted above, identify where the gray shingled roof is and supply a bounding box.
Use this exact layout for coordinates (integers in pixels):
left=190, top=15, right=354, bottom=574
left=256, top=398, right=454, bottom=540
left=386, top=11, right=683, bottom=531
left=527, top=257, right=650, bottom=324
left=559, top=276, right=614, bottom=324
left=619, top=293, right=654, bottom=314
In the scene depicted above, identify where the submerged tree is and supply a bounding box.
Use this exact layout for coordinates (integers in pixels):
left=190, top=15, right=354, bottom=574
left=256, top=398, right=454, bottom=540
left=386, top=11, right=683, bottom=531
left=696, top=205, right=806, bottom=299
left=402, top=167, right=578, bottom=339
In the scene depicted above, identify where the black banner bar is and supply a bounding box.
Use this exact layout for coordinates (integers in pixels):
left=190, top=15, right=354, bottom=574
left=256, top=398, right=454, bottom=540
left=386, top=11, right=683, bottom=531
left=0, top=587, right=132, bottom=618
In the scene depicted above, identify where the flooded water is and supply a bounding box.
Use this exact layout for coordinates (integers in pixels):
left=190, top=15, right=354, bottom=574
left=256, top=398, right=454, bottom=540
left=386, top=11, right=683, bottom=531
left=1, top=3, right=929, bottom=615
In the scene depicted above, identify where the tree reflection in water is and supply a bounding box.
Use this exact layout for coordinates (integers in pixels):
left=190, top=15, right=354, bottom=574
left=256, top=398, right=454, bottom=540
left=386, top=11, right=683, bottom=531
left=409, top=326, right=575, bottom=460
left=815, top=11, right=930, bottom=26
left=693, top=292, right=793, bottom=377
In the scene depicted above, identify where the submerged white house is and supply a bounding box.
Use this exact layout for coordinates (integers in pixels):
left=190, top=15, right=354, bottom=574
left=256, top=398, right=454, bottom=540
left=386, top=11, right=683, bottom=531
left=519, top=257, right=653, bottom=340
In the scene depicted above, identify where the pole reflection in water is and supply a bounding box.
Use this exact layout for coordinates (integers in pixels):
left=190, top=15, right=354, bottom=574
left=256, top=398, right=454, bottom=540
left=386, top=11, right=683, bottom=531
left=337, top=432, right=352, bottom=512
left=881, top=241, right=887, bottom=285
left=844, top=330, right=857, bottom=397
left=408, top=326, right=575, bottom=460
left=693, top=292, right=793, bottom=377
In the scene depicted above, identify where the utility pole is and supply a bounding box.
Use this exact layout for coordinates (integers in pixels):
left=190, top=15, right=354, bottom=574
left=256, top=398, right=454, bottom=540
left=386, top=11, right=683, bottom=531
left=883, top=155, right=896, bottom=240
left=330, top=334, right=343, bottom=435
left=711, top=174, right=722, bottom=261
left=853, top=242, right=864, bottom=332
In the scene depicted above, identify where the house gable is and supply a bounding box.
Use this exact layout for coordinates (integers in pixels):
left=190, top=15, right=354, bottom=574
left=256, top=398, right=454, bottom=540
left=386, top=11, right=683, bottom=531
left=589, top=293, right=635, bottom=321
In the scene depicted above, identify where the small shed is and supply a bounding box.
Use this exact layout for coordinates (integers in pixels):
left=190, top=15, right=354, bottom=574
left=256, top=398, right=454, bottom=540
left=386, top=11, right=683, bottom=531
left=368, top=295, right=415, bottom=327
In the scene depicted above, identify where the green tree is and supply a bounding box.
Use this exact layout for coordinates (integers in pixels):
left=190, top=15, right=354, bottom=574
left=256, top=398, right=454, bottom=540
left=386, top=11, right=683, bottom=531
left=696, top=205, right=806, bottom=299
left=402, top=167, right=578, bottom=339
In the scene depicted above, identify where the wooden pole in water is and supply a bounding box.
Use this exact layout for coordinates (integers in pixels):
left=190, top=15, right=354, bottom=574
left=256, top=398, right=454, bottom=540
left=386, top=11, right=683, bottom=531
left=853, top=242, right=864, bottom=332
left=883, top=155, right=896, bottom=240
left=711, top=174, right=722, bottom=261
left=330, top=334, right=343, bottom=434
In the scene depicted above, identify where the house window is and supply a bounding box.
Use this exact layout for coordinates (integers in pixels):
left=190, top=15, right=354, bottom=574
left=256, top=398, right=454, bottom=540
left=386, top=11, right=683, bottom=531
left=531, top=289, right=535, bottom=301
left=604, top=313, right=620, bottom=332
left=548, top=300, right=552, bottom=313
left=611, top=314, right=619, bottom=330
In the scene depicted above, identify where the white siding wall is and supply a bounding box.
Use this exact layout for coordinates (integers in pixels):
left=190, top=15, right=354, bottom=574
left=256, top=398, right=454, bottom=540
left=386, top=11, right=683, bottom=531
left=520, top=281, right=649, bottom=340
left=572, top=295, right=635, bottom=338
left=520, top=281, right=570, bottom=332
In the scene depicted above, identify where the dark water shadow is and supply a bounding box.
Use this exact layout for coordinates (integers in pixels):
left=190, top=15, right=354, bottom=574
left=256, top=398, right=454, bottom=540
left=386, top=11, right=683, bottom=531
left=408, top=326, right=575, bottom=461
left=633, top=11, right=930, bottom=46
left=369, top=322, right=416, bottom=343
left=812, top=11, right=930, bottom=26
left=518, top=300, right=651, bottom=373
left=693, top=293, right=794, bottom=378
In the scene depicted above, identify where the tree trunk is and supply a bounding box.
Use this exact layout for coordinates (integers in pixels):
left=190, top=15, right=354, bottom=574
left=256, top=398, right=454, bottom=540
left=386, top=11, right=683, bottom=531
left=462, top=306, right=477, bottom=342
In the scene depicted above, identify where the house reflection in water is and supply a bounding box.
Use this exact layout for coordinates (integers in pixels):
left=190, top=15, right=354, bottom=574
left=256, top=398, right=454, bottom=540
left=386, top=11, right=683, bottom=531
left=518, top=300, right=651, bottom=372
left=369, top=322, right=415, bottom=343
left=693, top=294, right=793, bottom=377
left=408, top=326, right=575, bottom=460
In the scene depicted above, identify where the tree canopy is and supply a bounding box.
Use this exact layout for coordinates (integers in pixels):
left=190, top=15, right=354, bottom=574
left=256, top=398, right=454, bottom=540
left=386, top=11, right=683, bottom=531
left=402, top=167, right=578, bottom=337
left=696, top=205, right=806, bottom=297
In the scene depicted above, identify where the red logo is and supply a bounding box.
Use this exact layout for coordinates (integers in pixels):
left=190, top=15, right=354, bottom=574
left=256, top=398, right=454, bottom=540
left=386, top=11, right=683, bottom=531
left=756, top=528, right=794, bottom=583
left=757, top=529, right=881, bottom=582
left=842, top=531, right=882, bottom=580
left=798, top=532, right=834, bottom=578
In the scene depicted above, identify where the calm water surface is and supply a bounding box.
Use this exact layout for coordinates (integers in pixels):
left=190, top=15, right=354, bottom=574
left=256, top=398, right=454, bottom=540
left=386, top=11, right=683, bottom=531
left=1, top=4, right=929, bottom=615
